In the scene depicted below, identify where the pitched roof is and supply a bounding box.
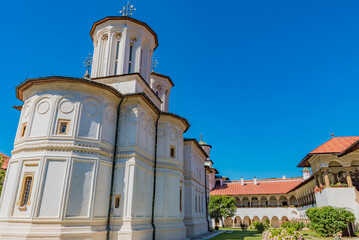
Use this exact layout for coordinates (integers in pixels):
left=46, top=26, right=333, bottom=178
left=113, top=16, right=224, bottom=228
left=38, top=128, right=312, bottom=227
left=210, top=177, right=303, bottom=196
left=298, top=137, right=359, bottom=167
left=0, top=153, right=11, bottom=170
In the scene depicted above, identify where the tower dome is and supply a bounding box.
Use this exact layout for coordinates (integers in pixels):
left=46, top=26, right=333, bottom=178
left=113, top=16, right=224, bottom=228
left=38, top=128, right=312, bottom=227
left=90, top=16, right=158, bottom=82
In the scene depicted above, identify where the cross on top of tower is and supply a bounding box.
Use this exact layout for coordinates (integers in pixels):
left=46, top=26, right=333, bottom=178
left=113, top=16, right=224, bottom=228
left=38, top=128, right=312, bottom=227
left=200, top=133, right=203, bottom=142
left=83, top=53, right=93, bottom=79
left=84, top=53, right=93, bottom=70
left=151, top=57, right=158, bottom=72
left=120, top=1, right=136, bottom=16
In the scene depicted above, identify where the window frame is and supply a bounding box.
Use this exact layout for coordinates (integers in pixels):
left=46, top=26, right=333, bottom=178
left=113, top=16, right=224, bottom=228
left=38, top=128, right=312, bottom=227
left=115, top=195, right=121, bottom=209
left=20, top=122, right=27, bottom=139
left=170, top=145, right=176, bottom=158
left=17, top=172, right=34, bottom=211
left=57, top=119, right=70, bottom=135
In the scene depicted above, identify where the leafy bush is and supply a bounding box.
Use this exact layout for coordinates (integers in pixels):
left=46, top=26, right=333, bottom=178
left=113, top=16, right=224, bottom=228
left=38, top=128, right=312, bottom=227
left=281, top=219, right=305, bottom=231
left=240, top=223, right=247, bottom=231
left=252, top=222, right=266, bottom=233
left=262, top=228, right=303, bottom=240
left=306, top=206, right=355, bottom=237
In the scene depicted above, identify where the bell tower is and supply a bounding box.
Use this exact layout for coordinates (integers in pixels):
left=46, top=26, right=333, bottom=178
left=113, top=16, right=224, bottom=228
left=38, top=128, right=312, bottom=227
left=89, top=14, right=158, bottom=83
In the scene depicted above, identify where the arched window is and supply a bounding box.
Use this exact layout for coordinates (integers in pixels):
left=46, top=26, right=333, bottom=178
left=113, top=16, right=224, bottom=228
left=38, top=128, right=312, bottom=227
left=180, top=187, right=182, bottom=212
left=98, top=34, right=108, bottom=76
left=19, top=173, right=34, bottom=209
left=195, top=193, right=198, bottom=213
left=128, top=43, right=134, bottom=73
left=113, top=34, right=122, bottom=75
left=115, top=195, right=121, bottom=209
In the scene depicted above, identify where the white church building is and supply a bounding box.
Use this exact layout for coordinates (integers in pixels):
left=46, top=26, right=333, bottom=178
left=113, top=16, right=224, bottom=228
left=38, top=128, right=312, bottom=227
left=0, top=14, right=216, bottom=240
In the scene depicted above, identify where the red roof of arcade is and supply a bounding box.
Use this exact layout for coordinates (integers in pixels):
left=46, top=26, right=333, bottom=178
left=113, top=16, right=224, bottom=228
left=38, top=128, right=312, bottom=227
left=298, top=137, right=359, bottom=167
left=210, top=178, right=303, bottom=196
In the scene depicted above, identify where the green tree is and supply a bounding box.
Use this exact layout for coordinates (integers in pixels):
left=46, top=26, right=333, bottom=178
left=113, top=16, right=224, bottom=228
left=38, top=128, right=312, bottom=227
left=0, top=156, right=6, bottom=195
left=209, top=195, right=237, bottom=227
left=306, top=206, right=355, bottom=237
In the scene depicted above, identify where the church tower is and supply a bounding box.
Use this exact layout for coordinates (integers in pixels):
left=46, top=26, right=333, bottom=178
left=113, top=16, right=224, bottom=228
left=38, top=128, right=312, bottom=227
left=90, top=16, right=157, bottom=83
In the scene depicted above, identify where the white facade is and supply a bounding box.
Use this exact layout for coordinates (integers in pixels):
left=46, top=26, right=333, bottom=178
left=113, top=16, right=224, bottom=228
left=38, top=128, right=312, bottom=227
left=0, top=16, right=211, bottom=240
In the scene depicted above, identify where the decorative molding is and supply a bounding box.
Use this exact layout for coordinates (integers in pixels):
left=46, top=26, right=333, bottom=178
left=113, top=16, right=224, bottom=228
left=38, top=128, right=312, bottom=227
left=12, top=142, right=114, bottom=159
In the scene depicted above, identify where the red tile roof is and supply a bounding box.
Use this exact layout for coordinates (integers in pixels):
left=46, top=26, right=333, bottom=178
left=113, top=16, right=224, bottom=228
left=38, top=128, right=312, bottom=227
left=0, top=153, right=10, bottom=170
left=210, top=178, right=303, bottom=196
left=310, top=137, right=359, bottom=154
left=298, top=137, right=359, bottom=167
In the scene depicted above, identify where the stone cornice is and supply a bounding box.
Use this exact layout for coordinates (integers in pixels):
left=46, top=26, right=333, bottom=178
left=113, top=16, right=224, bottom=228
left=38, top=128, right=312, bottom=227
left=12, top=141, right=114, bottom=159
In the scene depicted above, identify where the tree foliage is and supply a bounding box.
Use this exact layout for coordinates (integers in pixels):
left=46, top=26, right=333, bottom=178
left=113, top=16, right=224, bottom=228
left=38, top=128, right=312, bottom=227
left=306, top=206, right=355, bottom=237
left=0, top=156, right=6, bottom=195
left=209, top=195, right=236, bottom=226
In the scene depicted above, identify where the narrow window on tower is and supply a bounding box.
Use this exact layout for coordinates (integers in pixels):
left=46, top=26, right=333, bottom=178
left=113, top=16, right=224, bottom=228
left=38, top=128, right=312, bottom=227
left=114, top=41, right=120, bottom=75
left=115, top=195, right=121, bottom=209
left=180, top=187, right=182, bottom=212
left=170, top=146, right=176, bottom=158
left=128, top=44, right=133, bottom=73
left=57, top=120, right=70, bottom=135
left=18, top=173, right=34, bottom=210
left=20, top=123, right=27, bottom=139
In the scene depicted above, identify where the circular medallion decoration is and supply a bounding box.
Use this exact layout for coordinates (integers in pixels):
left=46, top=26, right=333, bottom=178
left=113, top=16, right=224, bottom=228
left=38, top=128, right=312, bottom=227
left=60, top=100, right=74, bottom=114
left=106, top=108, right=115, bottom=123
left=84, top=103, right=98, bottom=117
left=170, top=132, right=176, bottom=142
left=37, top=101, right=50, bottom=114
left=23, top=105, right=31, bottom=118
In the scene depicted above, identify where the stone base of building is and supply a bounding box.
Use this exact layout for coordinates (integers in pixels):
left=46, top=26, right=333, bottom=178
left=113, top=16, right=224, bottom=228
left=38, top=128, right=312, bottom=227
left=0, top=221, right=106, bottom=239
left=110, top=219, right=187, bottom=240
left=184, top=217, right=208, bottom=237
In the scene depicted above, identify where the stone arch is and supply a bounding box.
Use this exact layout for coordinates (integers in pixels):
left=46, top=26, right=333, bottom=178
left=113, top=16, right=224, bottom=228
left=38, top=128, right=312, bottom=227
left=351, top=160, right=359, bottom=167
left=281, top=216, right=289, bottom=225
left=242, top=197, right=249, bottom=207
left=253, top=216, right=260, bottom=223
left=243, top=216, right=251, bottom=227
left=251, top=196, right=259, bottom=207
left=289, top=195, right=297, bottom=206
left=234, top=197, right=241, bottom=207
left=272, top=216, right=280, bottom=228
left=269, top=196, right=277, bottom=206
left=279, top=196, right=288, bottom=206
left=260, top=196, right=268, bottom=206
left=262, top=216, right=269, bottom=223
left=224, top=216, right=233, bottom=227
left=234, top=216, right=241, bottom=227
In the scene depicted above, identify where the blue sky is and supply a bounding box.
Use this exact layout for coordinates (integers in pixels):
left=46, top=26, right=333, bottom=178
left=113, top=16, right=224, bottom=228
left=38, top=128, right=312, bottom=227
left=1, top=0, right=359, bottom=180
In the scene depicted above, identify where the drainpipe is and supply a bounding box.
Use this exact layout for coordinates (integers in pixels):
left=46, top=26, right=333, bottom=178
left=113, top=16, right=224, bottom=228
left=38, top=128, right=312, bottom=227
left=204, top=166, right=210, bottom=231
left=151, top=112, right=162, bottom=240
left=106, top=96, right=124, bottom=240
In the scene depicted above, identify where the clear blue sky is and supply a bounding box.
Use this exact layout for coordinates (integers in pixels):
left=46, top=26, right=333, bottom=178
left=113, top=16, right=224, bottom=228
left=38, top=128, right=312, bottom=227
left=1, top=0, right=359, bottom=180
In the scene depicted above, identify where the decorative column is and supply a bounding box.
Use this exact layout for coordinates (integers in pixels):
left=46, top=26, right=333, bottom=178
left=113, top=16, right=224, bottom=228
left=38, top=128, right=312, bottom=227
left=318, top=171, right=324, bottom=185
left=314, top=173, right=320, bottom=187
left=332, top=173, right=338, bottom=184
left=323, top=168, right=331, bottom=187
left=345, top=168, right=353, bottom=187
